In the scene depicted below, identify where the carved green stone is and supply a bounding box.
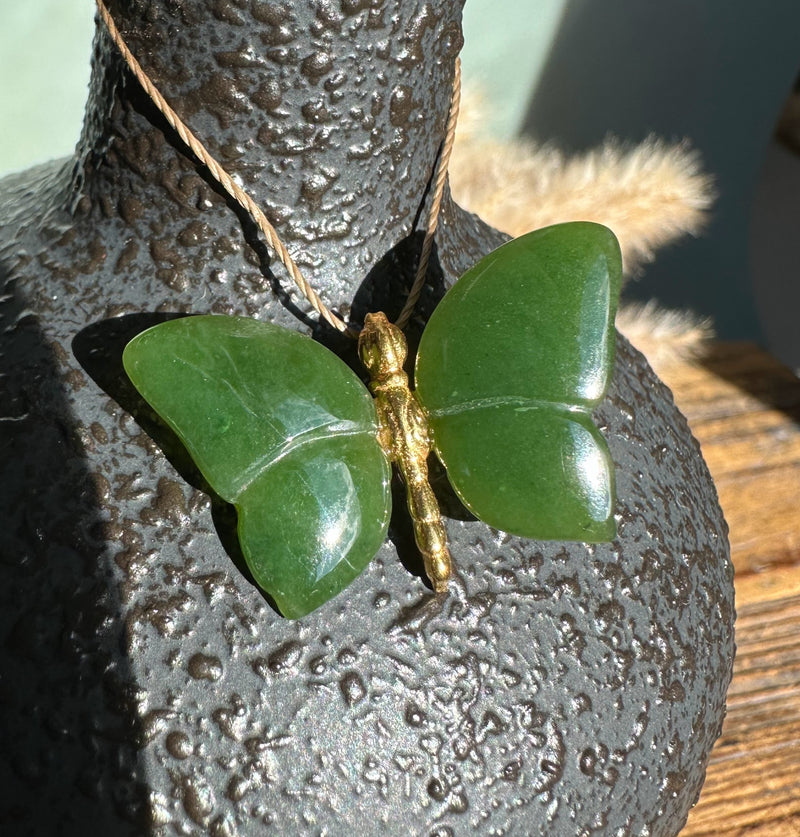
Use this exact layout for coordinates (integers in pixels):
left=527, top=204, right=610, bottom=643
left=123, top=221, right=622, bottom=617
left=415, top=221, right=622, bottom=541
left=123, top=315, right=392, bottom=619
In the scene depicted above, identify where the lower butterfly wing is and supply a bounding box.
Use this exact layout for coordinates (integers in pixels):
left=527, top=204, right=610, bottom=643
left=123, top=315, right=391, bottom=617
left=237, top=433, right=391, bottom=619
left=415, top=222, right=621, bottom=542
left=427, top=405, right=614, bottom=542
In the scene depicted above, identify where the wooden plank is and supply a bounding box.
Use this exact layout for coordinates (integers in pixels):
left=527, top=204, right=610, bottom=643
left=682, top=588, right=800, bottom=836
left=716, top=470, right=800, bottom=570
left=657, top=342, right=800, bottom=574
left=649, top=343, right=800, bottom=835
left=735, top=565, right=800, bottom=604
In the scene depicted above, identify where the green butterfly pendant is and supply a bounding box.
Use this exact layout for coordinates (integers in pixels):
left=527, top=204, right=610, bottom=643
left=123, top=222, right=622, bottom=618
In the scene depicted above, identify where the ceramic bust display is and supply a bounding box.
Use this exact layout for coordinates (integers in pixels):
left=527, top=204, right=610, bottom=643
left=0, top=1, right=734, bottom=834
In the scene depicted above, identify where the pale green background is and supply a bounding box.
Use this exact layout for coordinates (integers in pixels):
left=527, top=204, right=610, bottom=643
left=0, top=3, right=96, bottom=177
left=0, top=0, right=566, bottom=178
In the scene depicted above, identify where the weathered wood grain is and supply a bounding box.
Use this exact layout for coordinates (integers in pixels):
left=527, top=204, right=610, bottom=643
left=656, top=342, right=800, bottom=836
left=682, top=593, right=800, bottom=835
left=662, top=342, right=800, bottom=574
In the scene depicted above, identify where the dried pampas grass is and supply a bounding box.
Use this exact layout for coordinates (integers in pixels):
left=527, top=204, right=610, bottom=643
left=616, top=302, right=714, bottom=374
left=450, top=134, right=715, bottom=277
left=449, top=89, right=717, bottom=364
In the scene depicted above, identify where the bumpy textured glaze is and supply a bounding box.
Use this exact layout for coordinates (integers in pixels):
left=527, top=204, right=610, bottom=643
left=0, top=1, right=733, bottom=835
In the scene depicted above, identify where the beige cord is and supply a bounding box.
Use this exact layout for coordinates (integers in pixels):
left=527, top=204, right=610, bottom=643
left=95, top=0, right=459, bottom=335
left=395, top=58, right=461, bottom=331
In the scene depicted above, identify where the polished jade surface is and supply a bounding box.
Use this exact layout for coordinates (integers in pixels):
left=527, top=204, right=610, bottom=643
left=415, top=222, right=622, bottom=541
left=123, top=315, right=391, bottom=619
left=123, top=222, right=621, bottom=616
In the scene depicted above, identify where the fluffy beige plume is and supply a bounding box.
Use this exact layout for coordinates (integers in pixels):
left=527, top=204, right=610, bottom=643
left=449, top=99, right=715, bottom=277
left=449, top=88, right=717, bottom=363
left=616, top=301, right=714, bottom=373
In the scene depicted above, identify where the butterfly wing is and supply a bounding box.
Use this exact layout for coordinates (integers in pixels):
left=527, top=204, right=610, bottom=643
left=123, top=315, right=391, bottom=618
left=414, top=222, right=622, bottom=542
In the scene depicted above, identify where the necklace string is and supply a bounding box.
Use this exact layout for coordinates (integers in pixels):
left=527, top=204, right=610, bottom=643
left=94, top=0, right=461, bottom=336
left=395, top=58, right=460, bottom=331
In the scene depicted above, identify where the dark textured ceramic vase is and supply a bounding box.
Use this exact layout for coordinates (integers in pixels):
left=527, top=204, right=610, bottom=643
left=0, top=2, right=734, bottom=835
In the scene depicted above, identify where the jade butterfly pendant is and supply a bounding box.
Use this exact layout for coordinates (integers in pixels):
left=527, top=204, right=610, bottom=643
left=123, top=222, right=622, bottom=618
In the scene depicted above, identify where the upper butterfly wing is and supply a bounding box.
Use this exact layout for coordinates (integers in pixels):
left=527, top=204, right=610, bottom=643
left=415, top=222, right=622, bottom=542
left=123, top=315, right=391, bottom=618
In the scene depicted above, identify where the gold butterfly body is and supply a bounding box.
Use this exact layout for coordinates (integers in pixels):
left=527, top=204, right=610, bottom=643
left=358, top=312, right=451, bottom=591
